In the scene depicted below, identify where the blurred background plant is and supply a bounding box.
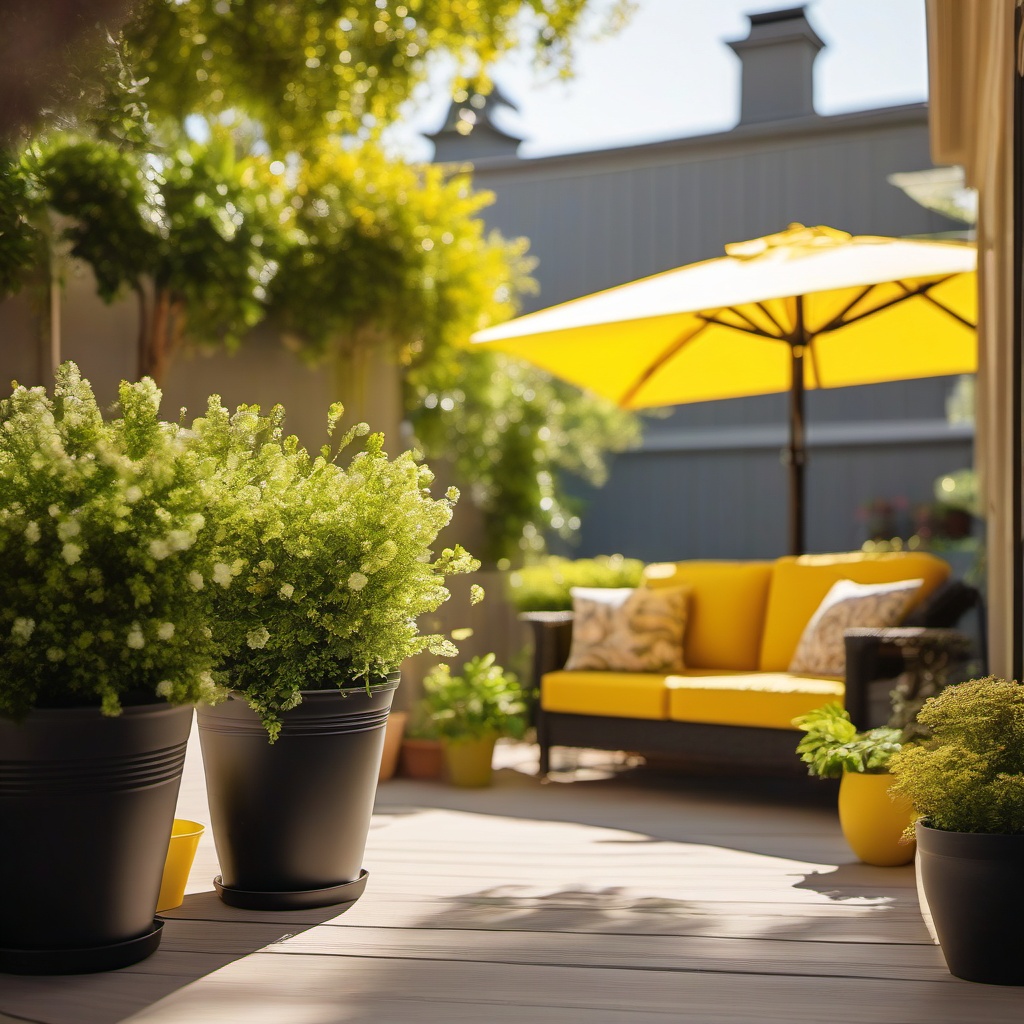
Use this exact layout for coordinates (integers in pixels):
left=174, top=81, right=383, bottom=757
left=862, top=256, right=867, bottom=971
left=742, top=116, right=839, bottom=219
left=505, top=554, right=646, bottom=612
left=420, top=653, right=528, bottom=742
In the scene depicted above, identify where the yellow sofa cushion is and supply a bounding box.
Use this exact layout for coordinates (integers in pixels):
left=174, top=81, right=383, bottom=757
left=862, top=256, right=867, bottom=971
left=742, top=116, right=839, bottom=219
left=758, top=551, right=950, bottom=672
left=666, top=671, right=845, bottom=730
left=643, top=560, right=773, bottom=671
left=541, top=670, right=670, bottom=720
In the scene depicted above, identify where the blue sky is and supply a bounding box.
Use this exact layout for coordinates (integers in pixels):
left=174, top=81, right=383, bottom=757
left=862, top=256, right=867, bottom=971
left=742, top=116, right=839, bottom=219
left=389, top=0, right=929, bottom=160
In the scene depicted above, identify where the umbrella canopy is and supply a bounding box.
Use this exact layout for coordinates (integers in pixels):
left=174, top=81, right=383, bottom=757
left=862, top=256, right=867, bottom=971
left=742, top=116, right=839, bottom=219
left=472, top=224, right=977, bottom=555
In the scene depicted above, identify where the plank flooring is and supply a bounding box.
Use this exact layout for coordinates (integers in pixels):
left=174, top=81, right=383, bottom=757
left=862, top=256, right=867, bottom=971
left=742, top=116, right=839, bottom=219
left=2, top=725, right=1023, bottom=1023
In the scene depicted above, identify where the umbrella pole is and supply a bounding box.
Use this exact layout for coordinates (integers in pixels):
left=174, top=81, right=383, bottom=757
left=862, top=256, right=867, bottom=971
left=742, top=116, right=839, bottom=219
left=787, top=302, right=808, bottom=556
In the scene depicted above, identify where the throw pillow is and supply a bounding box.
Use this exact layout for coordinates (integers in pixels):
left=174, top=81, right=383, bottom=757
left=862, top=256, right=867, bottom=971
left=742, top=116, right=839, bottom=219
left=788, top=577, right=924, bottom=677
left=564, top=585, right=689, bottom=673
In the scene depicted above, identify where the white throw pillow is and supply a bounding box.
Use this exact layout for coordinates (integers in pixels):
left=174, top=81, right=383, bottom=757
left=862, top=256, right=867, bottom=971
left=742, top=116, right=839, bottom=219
left=788, top=577, right=924, bottom=677
left=564, top=585, right=689, bottom=673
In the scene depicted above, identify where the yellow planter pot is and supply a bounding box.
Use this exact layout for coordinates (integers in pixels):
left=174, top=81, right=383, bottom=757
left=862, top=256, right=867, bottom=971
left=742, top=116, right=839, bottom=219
left=156, top=818, right=205, bottom=913
left=838, top=771, right=915, bottom=867
left=443, top=734, right=498, bottom=788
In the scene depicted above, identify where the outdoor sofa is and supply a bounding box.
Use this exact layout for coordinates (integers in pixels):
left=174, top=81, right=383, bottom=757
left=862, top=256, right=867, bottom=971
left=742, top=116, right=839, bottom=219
left=527, top=551, right=981, bottom=776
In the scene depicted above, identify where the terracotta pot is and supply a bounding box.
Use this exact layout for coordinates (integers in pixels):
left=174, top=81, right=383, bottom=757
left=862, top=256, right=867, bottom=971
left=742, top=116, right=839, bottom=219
left=838, top=770, right=915, bottom=866
left=378, top=711, right=408, bottom=782
left=399, top=738, right=444, bottom=779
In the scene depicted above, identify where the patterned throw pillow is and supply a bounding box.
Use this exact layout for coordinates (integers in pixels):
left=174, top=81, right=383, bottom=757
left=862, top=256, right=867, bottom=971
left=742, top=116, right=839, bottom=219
left=564, top=586, right=689, bottom=673
left=788, top=578, right=924, bottom=677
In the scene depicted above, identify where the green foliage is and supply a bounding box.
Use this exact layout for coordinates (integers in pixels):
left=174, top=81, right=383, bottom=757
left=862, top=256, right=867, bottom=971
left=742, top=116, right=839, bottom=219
left=268, top=142, right=525, bottom=360
left=0, top=363, right=223, bottom=719
left=0, top=150, right=44, bottom=298
left=35, top=130, right=289, bottom=376
left=187, top=398, right=479, bottom=739
left=888, top=677, right=1024, bottom=834
left=2, top=1, right=640, bottom=561
left=123, top=1, right=629, bottom=149
left=404, top=698, right=441, bottom=741
left=793, top=703, right=904, bottom=779
left=421, top=653, right=528, bottom=742
left=409, top=351, right=641, bottom=562
left=505, top=554, right=646, bottom=612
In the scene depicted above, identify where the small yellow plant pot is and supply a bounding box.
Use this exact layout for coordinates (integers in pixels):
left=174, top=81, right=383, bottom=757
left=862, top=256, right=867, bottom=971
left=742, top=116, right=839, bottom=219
left=838, top=771, right=915, bottom=866
left=156, top=818, right=205, bottom=913
left=442, top=734, right=498, bottom=788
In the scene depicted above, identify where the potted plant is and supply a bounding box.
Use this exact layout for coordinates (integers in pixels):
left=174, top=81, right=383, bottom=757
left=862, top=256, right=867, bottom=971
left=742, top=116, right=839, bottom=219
left=399, top=700, right=446, bottom=780
left=0, top=364, right=223, bottom=974
left=888, top=677, right=1024, bottom=985
left=793, top=703, right=913, bottom=866
left=421, top=654, right=528, bottom=787
left=189, top=399, right=479, bottom=909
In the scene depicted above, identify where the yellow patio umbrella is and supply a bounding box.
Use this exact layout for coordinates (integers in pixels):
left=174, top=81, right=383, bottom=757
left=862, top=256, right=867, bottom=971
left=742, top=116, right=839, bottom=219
left=472, top=224, right=977, bottom=555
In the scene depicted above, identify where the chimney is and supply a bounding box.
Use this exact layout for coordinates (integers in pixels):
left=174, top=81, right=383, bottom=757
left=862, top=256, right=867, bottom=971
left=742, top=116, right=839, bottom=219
left=427, top=84, right=523, bottom=163
left=727, top=7, right=824, bottom=125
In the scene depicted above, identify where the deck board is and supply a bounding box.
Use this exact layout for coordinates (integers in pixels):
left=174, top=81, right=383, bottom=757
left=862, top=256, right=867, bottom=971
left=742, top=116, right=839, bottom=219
left=2, top=727, right=1022, bottom=1023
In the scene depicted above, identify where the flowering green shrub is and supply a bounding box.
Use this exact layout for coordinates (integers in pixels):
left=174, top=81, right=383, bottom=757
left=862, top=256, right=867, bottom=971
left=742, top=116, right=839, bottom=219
left=888, top=678, right=1024, bottom=834
left=189, top=400, right=480, bottom=739
left=421, top=654, right=528, bottom=742
left=0, top=364, right=222, bottom=719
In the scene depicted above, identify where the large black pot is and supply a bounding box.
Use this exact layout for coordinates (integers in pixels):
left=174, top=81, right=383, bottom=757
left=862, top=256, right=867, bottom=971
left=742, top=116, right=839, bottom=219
left=197, top=674, right=398, bottom=910
left=916, top=821, right=1024, bottom=985
left=0, top=703, right=193, bottom=974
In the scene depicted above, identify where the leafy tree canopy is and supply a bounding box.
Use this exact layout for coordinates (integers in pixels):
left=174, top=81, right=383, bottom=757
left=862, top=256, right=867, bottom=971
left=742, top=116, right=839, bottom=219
left=123, top=0, right=631, bottom=149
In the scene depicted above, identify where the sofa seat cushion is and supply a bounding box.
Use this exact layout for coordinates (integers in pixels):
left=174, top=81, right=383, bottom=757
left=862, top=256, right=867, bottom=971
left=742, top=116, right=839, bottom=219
left=541, top=670, right=671, bottom=720
left=666, top=671, right=845, bottom=730
left=642, top=560, right=773, bottom=671
left=758, top=551, right=950, bottom=672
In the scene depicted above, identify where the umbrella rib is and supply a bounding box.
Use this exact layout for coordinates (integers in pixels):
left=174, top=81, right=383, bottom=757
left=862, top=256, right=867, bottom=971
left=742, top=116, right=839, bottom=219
left=619, top=319, right=713, bottom=407
left=822, top=276, right=959, bottom=332
left=919, top=292, right=977, bottom=329
left=752, top=302, right=791, bottom=339
left=696, top=312, right=781, bottom=340
left=816, top=285, right=877, bottom=334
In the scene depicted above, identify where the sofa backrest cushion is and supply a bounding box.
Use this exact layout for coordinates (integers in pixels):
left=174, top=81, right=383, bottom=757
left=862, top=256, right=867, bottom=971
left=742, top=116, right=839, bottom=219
left=758, top=551, right=951, bottom=672
left=643, top=560, right=774, bottom=671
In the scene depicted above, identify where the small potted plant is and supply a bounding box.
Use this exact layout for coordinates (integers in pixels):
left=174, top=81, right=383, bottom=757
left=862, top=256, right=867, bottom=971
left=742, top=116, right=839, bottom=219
left=399, top=699, right=446, bottom=780
left=793, top=703, right=913, bottom=866
left=189, top=399, right=480, bottom=909
left=0, top=364, right=223, bottom=973
left=888, top=677, right=1024, bottom=985
left=421, top=654, right=528, bottom=787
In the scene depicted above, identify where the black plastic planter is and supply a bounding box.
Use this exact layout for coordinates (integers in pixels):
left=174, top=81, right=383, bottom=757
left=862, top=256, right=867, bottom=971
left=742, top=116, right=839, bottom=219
left=197, top=674, right=399, bottom=910
left=916, top=821, right=1024, bottom=985
left=0, top=703, right=193, bottom=975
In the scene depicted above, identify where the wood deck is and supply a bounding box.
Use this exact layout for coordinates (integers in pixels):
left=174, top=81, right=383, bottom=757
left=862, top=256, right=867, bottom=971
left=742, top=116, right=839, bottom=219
left=3, top=728, right=1023, bottom=1023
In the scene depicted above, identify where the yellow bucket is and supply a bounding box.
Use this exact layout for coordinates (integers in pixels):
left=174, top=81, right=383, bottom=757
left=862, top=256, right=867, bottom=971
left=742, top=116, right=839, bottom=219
left=156, top=818, right=205, bottom=913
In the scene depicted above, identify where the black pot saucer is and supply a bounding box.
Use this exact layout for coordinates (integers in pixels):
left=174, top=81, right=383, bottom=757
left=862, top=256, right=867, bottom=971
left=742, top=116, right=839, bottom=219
left=213, top=868, right=369, bottom=910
